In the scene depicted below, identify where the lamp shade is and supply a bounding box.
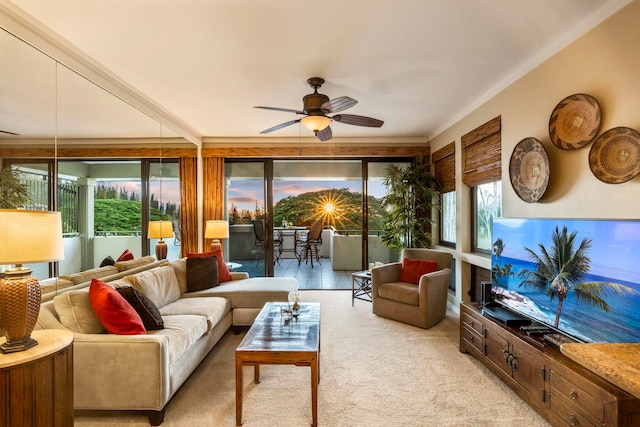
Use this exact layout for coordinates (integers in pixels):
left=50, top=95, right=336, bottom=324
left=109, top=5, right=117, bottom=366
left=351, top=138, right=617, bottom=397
left=0, top=210, right=64, bottom=264
left=301, top=115, right=331, bottom=132
left=148, top=220, right=173, bottom=239
left=205, top=220, right=229, bottom=239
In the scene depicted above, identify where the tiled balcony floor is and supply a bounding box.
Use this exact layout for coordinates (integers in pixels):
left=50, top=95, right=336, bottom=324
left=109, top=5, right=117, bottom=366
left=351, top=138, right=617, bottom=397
left=231, top=257, right=359, bottom=290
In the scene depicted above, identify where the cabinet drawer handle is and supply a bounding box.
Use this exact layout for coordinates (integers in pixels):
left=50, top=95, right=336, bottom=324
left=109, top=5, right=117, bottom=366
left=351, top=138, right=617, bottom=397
left=569, top=413, right=578, bottom=426
left=469, top=335, right=475, bottom=343
left=470, top=320, right=475, bottom=327
left=570, top=388, right=578, bottom=400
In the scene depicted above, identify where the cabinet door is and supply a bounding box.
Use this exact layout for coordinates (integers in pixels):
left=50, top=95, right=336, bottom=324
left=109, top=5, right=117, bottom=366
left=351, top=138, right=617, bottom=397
left=511, top=340, right=547, bottom=405
left=484, top=327, right=511, bottom=376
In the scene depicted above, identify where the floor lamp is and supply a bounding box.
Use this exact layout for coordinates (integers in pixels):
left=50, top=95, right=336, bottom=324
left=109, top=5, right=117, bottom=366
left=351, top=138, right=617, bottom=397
left=205, top=220, right=229, bottom=254
left=148, top=220, right=173, bottom=260
left=0, top=210, right=64, bottom=353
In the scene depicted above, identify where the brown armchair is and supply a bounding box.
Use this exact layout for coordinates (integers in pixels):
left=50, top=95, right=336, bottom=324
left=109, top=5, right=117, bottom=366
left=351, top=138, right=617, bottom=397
left=371, top=248, right=453, bottom=329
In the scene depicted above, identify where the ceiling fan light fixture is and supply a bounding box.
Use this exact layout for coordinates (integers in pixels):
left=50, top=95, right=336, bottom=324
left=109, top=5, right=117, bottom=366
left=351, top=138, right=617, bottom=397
left=301, top=115, right=331, bottom=132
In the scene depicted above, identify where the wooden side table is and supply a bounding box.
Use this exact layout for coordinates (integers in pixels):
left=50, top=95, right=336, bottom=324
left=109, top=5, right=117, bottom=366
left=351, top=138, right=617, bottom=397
left=0, top=329, right=74, bottom=427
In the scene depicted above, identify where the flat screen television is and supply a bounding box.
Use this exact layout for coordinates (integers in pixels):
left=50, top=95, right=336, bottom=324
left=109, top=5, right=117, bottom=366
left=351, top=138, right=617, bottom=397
left=491, top=218, right=640, bottom=343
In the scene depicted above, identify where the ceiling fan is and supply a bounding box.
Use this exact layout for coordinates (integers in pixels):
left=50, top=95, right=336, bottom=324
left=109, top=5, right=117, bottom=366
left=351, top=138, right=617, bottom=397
left=255, top=77, right=383, bottom=141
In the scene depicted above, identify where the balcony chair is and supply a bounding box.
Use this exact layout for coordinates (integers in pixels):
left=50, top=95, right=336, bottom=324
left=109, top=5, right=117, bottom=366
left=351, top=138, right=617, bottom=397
left=295, top=220, right=323, bottom=268
left=252, top=220, right=282, bottom=266
left=371, top=248, right=453, bottom=329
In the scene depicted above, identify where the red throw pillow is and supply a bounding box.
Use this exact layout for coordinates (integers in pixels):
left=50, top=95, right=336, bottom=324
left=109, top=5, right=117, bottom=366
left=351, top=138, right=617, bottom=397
left=116, top=249, right=134, bottom=262
left=89, top=278, right=146, bottom=335
left=187, top=249, right=233, bottom=282
left=399, top=258, right=439, bottom=284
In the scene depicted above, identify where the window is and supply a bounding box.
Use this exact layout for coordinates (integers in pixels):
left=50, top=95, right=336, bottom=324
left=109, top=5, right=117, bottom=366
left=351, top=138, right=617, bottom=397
left=433, top=142, right=455, bottom=246
left=441, top=191, right=456, bottom=245
left=473, top=181, right=501, bottom=252
left=462, top=116, right=501, bottom=255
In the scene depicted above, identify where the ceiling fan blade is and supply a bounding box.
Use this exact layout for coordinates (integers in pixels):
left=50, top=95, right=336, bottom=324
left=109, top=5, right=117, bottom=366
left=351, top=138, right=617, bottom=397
left=333, top=114, right=383, bottom=128
left=321, top=96, right=357, bottom=113
left=254, top=106, right=304, bottom=115
left=260, top=119, right=301, bottom=134
left=316, top=126, right=332, bottom=142
left=0, top=129, right=19, bottom=135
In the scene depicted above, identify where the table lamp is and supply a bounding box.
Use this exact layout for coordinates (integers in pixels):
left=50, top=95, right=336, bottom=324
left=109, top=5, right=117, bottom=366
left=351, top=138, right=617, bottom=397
left=0, top=209, right=64, bottom=353
left=148, top=220, right=173, bottom=260
left=205, top=220, right=229, bottom=253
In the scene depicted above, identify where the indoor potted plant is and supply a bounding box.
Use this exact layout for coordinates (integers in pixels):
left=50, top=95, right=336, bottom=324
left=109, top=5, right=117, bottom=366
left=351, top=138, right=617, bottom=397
left=380, top=156, right=441, bottom=249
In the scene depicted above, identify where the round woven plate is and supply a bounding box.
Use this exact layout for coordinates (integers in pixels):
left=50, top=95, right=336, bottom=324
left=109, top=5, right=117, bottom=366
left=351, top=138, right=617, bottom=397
left=589, top=127, right=640, bottom=184
left=549, top=93, right=601, bottom=150
left=509, top=137, right=550, bottom=203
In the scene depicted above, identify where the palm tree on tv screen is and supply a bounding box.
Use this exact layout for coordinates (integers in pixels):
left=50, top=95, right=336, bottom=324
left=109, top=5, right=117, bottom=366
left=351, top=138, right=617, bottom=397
left=518, top=225, right=637, bottom=328
left=492, top=237, right=514, bottom=286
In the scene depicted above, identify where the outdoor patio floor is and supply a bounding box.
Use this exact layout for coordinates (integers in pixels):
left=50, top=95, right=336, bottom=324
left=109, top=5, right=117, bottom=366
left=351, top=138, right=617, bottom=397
left=230, top=257, right=359, bottom=290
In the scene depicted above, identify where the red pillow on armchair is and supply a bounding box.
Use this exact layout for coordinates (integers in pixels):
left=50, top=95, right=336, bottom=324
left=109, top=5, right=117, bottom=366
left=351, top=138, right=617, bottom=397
left=399, top=257, right=439, bottom=284
left=187, top=248, right=233, bottom=282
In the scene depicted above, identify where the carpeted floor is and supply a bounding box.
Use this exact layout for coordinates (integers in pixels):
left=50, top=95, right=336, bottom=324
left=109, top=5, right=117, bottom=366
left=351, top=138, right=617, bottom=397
left=75, top=290, right=551, bottom=426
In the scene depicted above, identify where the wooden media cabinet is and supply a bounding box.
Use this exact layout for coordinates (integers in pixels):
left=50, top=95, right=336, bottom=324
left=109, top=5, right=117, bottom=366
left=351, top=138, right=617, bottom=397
left=460, top=302, right=640, bottom=426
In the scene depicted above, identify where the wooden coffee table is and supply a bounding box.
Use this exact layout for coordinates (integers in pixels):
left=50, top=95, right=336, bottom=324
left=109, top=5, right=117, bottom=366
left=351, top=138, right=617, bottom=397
left=235, top=302, right=321, bottom=427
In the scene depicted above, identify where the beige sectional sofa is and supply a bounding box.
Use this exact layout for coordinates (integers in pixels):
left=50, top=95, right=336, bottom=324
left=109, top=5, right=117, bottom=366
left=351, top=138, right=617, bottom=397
left=35, top=258, right=298, bottom=425
left=39, top=256, right=164, bottom=302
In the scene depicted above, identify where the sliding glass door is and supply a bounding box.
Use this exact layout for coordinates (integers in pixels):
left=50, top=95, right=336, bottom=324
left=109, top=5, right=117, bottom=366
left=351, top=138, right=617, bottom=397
left=226, top=161, right=270, bottom=277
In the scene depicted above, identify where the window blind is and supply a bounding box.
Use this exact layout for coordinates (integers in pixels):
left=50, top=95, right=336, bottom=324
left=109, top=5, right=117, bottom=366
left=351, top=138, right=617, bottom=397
left=462, top=116, right=501, bottom=187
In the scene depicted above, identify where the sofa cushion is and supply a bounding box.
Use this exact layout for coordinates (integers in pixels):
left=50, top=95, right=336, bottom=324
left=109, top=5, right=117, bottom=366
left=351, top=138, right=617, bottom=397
left=159, top=297, right=229, bottom=332
left=399, top=258, right=438, bottom=284
left=378, top=281, right=420, bottom=306
left=116, top=249, right=135, bottom=262
left=187, top=249, right=233, bottom=282
left=59, top=266, right=119, bottom=285
left=147, top=315, right=208, bottom=365
left=181, top=277, right=298, bottom=308
left=114, top=255, right=156, bottom=272
left=117, top=286, right=164, bottom=330
left=186, top=256, right=219, bottom=292
left=89, top=279, right=146, bottom=335
left=53, top=289, right=106, bottom=334
left=128, top=265, right=181, bottom=309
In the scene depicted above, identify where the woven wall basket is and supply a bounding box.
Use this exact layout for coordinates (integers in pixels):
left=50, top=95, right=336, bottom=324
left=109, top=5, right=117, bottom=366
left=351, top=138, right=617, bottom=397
left=589, top=126, right=640, bottom=184
left=549, top=93, right=601, bottom=150
left=509, top=137, right=550, bottom=203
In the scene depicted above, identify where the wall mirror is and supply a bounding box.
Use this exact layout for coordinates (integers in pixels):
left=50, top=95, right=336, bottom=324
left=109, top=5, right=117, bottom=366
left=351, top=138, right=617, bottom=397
left=0, top=22, right=191, bottom=286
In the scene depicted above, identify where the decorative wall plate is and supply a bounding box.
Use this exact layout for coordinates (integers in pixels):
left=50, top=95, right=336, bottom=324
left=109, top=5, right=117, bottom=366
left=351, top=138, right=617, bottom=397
left=589, top=127, right=640, bottom=184
left=509, top=137, right=550, bottom=203
left=549, top=93, right=601, bottom=150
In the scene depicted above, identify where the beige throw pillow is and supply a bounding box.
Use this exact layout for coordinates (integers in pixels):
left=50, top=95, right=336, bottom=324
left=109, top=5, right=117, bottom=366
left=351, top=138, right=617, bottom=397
left=53, top=289, right=106, bottom=334
left=129, top=266, right=181, bottom=309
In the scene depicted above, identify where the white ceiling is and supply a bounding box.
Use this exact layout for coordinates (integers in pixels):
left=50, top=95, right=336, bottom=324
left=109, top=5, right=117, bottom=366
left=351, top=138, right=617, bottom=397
left=2, top=0, right=629, bottom=143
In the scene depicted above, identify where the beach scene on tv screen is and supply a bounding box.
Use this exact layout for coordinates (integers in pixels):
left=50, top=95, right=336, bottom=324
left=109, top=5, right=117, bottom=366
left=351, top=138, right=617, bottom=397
left=491, top=218, right=640, bottom=343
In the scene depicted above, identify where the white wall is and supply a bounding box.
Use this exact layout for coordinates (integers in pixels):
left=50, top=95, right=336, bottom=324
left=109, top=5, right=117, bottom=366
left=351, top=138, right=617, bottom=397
left=429, top=1, right=640, bottom=309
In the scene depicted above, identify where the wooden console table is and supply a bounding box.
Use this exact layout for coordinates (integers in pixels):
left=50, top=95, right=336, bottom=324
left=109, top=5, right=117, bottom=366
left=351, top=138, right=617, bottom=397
left=460, top=302, right=640, bottom=426
left=0, top=329, right=74, bottom=427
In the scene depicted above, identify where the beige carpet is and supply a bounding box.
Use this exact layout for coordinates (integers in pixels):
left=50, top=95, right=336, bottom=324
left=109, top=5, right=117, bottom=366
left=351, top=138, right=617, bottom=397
left=75, top=290, right=550, bottom=426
